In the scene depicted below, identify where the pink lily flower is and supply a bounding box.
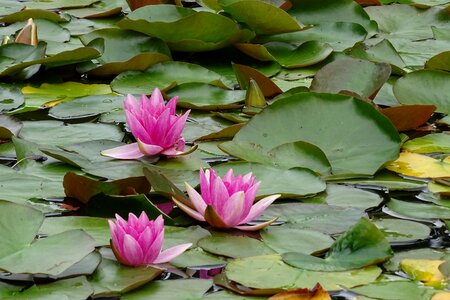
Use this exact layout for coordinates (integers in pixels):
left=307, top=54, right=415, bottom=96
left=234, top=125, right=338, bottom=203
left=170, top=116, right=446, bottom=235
left=101, top=88, right=190, bottom=159
left=109, top=212, right=191, bottom=267
left=173, top=168, right=280, bottom=231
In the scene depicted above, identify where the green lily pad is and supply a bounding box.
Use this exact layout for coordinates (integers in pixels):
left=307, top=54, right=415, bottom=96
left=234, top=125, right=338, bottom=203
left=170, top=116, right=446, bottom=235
left=345, top=39, right=406, bottom=75
left=0, top=165, right=65, bottom=204
left=0, top=84, right=24, bottom=112
left=1, top=276, right=94, bottom=300
left=329, top=170, right=427, bottom=191
left=0, top=200, right=44, bottom=259
left=49, top=95, right=124, bottom=119
left=259, top=22, right=367, bottom=52
left=23, top=0, right=98, bottom=9
left=111, top=61, right=228, bottom=94
left=39, top=216, right=110, bottom=247
left=164, top=226, right=211, bottom=249
left=314, top=184, right=383, bottom=210
left=122, top=279, right=212, bottom=300
left=351, top=280, right=437, bottom=300
left=213, top=162, right=326, bottom=197
left=219, top=0, right=301, bottom=35
left=79, top=28, right=171, bottom=76
left=282, top=218, right=393, bottom=271
left=289, top=0, right=378, bottom=34
left=425, top=51, right=450, bottom=72
left=366, top=4, right=450, bottom=40
left=372, top=218, right=431, bottom=243
left=261, top=203, right=364, bottom=234
left=261, top=225, right=333, bottom=254
left=170, top=247, right=226, bottom=268
left=90, top=258, right=163, bottom=295
left=403, top=133, right=450, bottom=154
left=62, top=0, right=124, bottom=18
left=118, top=4, right=253, bottom=52
left=219, top=140, right=331, bottom=175
left=166, top=83, right=245, bottom=110
left=225, top=254, right=382, bottom=290
left=0, top=42, right=46, bottom=80
left=19, top=120, right=124, bottom=146
left=234, top=92, right=400, bottom=175
left=394, top=70, right=450, bottom=114
left=310, top=57, right=391, bottom=99
left=386, top=198, right=450, bottom=220
left=0, top=9, right=68, bottom=23
left=264, top=41, right=333, bottom=68
left=0, top=229, right=95, bottom=275
left=198, top=235, right=276, bottom=258
left=0, top=0, right=24, bottom=16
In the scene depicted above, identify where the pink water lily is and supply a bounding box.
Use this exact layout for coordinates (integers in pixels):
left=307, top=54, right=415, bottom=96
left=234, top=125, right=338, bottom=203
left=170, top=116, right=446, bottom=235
left=101, top=88, right=190, bottom=159
left=109, top=212, right=191, bottom=267
left=173, top=168, right=280, bottom=231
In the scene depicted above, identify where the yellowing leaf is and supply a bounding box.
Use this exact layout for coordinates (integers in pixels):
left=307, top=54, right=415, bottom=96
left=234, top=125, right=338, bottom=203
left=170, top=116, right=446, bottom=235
left=385, top=152, right=450, bottom=178
left=400, top=259, right=448, bottom=288
left=428, top=181, right=450, bottom=196
left=432, top=292, right=450, bottom=300
left=22, top=82, right=113, bottom=98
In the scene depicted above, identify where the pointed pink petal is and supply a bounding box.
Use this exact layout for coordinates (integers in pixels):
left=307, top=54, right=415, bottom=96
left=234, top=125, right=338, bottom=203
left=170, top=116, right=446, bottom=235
left=101, top=143, right=144, bottom=160
left=223, top=168, right=234, bottom=183
left=137, top=140, right=164, bottom=156
left=185, top=182, right=207, bottom=214
left=172, top=198, right=205, bottom=222
left=148, top=108, right=170, bottom=146
left=211, top=176, right=229, bottom=214
left=138, top=211, right=150, bottom=225
left=166, top=96, right=178, bottom=115
left=160, top=146, right=178, bottom=156
left=242, top=181, right=260, bottom=217
left=199, top=168, right=211, bottom=204
left=124, top=94, right=140, bottom=112
left=239, top=194, right=280, bottom=225
left=163, top=110, right=190, bottom=146
left=234, top=217, right=278, bottom=231
left=122, top=234, right=145, bottom=266
left=153, top=243, right=192, bottom=264
left=221, top=191, right=246, bottom=227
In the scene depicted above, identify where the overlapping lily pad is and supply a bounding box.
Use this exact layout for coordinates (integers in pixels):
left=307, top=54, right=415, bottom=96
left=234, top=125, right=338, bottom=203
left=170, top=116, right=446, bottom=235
left=118, top=5, right=253, bottom=52
left=234, top=92, right=400, bottom=175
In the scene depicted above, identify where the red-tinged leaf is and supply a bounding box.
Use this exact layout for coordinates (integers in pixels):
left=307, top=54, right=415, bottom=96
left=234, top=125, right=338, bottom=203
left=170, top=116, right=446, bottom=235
left=233, top=63, right=282, bottom=98
left=63, top=172, right=151, bottom=203
left=354, top=0, right=381, bottom=6
left=268, top=283, right=331, bottom=300
left=380, top=105, right=436, bottom=131
left=15, top=18, right=38, bottom=46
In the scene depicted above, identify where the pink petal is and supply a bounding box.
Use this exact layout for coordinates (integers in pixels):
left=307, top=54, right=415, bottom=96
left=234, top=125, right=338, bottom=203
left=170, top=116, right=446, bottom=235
left=172, top=198, right=206, bottom=222
left=153, top=243, right=192, bottom=264
left=160, top=146, right=178, bottom=156
left=138, top=211, right=150, bottom=226
left=185, top=182, right=207, bottom=214
left=200, top=168, right=211, bottom=204
left=223, top=168, right=234, bottom=183
left=137, top=140, right=164, bottom=156
left=122, top=234, right=145, bottom=266
left=210, top=175, right=229, bottom=215
left=166, top=96, right=178, bottom=115
left=125, top=107, right=149, bottom=141
left=163, top=110, right=190, bottom=146
left=220, top=191, right=246, bottom=227
left=124, top=94, right=140, bottom=112
left=101, top=143, right=144, bottom=160
left=239, top=194, right=280, bottom=225
left=242, top=181, right=260, bottom=217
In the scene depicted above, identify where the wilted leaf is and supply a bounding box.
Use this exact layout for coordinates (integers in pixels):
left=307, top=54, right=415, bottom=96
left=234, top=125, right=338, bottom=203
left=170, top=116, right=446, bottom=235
left=380, top=105, right=436, bottom=131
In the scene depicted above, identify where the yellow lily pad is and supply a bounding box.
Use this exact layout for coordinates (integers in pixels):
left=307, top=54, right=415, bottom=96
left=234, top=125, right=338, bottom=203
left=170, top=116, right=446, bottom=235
left=428, top=181, right=450, bottom=196
left=22, top=82, right=112, bottom=98
left=400, top=259, right=448, bottom=288
left=385, top=152, right=450, bottom=178
left=432, top=292, right=450, bottom=300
